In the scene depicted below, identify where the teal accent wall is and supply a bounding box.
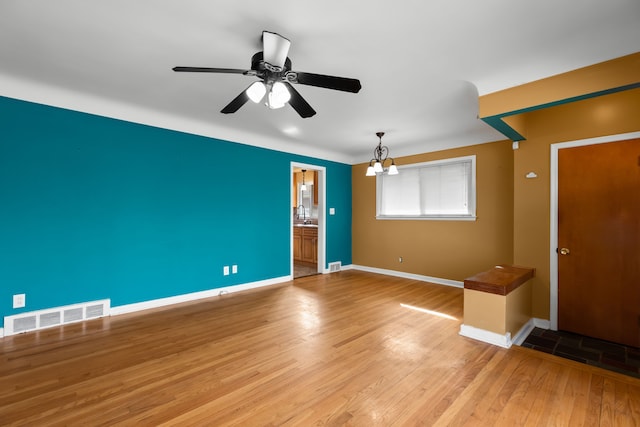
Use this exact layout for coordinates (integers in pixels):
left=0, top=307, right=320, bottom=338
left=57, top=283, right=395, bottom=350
left=0, top=96, right=352, bottom=323
left=325, top=165, right=352, bottom=265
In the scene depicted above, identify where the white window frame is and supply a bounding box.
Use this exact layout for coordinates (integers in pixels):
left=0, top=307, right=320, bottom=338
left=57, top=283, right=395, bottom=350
left=376, top=155, right=477, bottom=221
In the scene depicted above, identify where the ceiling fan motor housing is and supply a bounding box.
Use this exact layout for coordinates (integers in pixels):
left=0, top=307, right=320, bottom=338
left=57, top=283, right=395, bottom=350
left=251, top=52, right=292, bottom=77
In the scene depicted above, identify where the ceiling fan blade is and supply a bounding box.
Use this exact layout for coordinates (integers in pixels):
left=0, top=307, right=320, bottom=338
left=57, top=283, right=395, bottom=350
left=292, top=72, right=362, bottom=93
left=284, top=82, right=316, bottom=118
left=173, top=66, right=249, bottom=74
left=220, top=88, right=251, bottom=114
left=262, top=31, right=290, bottom=70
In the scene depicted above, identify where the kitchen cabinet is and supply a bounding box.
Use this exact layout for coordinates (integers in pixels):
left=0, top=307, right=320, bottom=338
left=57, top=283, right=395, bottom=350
left=293, top=227, right=302, bottom=261
left=313, top=171, right=318, bottom=205
left=293, top=226, right=317, bottom=264
left=301, top=227, right=317, bottom=264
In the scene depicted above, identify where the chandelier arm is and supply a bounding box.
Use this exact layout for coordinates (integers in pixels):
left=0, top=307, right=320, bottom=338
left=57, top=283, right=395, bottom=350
left=374, top=144, right=389, bottom=163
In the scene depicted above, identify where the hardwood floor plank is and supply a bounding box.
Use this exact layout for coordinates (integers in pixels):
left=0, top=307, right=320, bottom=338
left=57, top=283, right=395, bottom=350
left=1, top=270, right=639, bottom=426
left=525, top=360, right=572, bottom=426
left=431, top=347, right=512, bottom=426
left=562, top=368, right=592, bottom=426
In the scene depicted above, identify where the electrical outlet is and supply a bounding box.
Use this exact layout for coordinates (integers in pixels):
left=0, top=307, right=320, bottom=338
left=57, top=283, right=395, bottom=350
left=223, top=266, right=230, bottom=276
left=13, top=294, right=25, bottom=309
left=232, top=265, right=238, bottom=274
left=399, top=257, right=403, bottom=263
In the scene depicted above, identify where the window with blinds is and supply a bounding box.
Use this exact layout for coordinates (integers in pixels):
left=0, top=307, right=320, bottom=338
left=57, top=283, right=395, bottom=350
left=376, top=155, right=476, bottom=220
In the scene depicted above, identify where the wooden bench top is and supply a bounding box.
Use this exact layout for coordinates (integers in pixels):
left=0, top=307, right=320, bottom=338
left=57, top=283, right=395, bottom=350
left=464, top=265, right=535, bottom=296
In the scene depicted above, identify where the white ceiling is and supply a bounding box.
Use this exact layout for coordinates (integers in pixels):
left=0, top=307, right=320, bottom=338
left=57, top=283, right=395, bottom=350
left=1, top=0, right=638, bottom=164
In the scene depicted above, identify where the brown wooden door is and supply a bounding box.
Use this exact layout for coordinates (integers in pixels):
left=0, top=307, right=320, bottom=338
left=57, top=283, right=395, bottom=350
left=558, top=138, right=640, bottom=347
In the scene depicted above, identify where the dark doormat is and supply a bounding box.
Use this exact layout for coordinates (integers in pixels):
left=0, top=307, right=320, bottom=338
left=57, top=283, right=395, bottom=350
left=522, top=327, right=640, bottom=379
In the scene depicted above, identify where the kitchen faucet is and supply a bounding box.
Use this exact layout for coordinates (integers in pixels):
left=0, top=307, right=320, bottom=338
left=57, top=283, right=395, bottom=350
left=297, top=205, right=306, bottom=222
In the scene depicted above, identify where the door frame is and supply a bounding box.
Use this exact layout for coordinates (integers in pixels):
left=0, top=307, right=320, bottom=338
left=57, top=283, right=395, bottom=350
left=291, top=161, right=326, bottom=276
left=549, top=130, right=640, bottom=330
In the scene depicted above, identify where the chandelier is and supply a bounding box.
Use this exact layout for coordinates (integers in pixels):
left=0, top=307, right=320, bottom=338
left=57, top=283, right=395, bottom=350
left=366, top=132, right=398, bottom=176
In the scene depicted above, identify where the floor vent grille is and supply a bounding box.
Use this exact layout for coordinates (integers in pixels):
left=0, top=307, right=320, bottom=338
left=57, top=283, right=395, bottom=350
left=329, top=262, right=342, bottom=272
left=64, top=307, right=84, bottom=323
left=4, top=299, right=110, bottom=336
left=14, top=316, right=37, bottom=333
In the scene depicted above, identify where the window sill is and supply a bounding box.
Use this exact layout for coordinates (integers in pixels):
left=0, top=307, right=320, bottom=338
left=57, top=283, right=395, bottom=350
left=376, top=215, right=477, bottom=221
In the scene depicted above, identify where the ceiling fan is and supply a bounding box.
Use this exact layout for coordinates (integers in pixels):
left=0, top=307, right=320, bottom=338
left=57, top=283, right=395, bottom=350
left=173, top=31, right=362, bottom=118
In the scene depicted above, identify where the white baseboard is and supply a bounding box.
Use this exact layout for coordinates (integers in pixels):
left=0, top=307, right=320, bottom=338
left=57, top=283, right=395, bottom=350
left=459, top=324, right=512, bottom=348
left=512, top=319, right=536, bottom=346
left=312, top=263, right=359, bottom=274
left=512, top=318, right=551, bottom=345
left=460, top=317, right=552, bottom=349
left=0, top=328, right=4, bottom=338
left=110, top=275, right=291, bottom=316
left=4, top=300, right=110, bottom=336
left=533, top=318, right=551, bottom=329
left=351, top=265, right=463, bottom=288
left=321, top=263, right=354, bottom=274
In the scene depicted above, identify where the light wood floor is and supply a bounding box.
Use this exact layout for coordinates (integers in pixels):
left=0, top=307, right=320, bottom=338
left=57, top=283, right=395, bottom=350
left=2, top=270, right=639, bottom=426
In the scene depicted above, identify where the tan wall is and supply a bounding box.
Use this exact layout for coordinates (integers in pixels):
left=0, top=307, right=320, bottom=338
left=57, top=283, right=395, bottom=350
left=352, top=53, right=639, bottom=326
left=352, top=140, right=514, bottom=281
left=512, top=88, right=640, bottom=319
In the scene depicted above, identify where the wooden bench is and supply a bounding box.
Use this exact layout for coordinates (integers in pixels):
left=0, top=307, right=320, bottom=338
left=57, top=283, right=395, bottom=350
left=464, top=265, right=534, bottom=295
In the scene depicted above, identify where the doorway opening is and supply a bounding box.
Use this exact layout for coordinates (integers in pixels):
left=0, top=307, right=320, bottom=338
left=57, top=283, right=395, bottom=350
left=291, top=162, right=326, bottom=278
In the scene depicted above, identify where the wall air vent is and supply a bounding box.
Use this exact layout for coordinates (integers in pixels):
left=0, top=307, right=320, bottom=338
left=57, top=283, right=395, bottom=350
left=3, top=299, right=110, bottom=336
left=329, top=262, right=342, bottom=272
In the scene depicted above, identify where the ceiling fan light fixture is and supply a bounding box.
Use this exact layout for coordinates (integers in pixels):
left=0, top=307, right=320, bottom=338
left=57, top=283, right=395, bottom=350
left=267, top=82, right=291, bottom=109
left=301, top=169, right=308, bottom=191
left=247, top=81, right=267, bottom=103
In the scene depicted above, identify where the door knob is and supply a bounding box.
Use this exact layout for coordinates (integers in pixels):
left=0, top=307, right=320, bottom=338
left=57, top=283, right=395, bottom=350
left=559, top=247, right=570, bottom=255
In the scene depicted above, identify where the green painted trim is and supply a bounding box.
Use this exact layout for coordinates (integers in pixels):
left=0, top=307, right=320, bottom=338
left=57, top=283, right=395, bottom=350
left=481, top=116, right=525, bottom=141
left=482, top=82, right=640, bottom=141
